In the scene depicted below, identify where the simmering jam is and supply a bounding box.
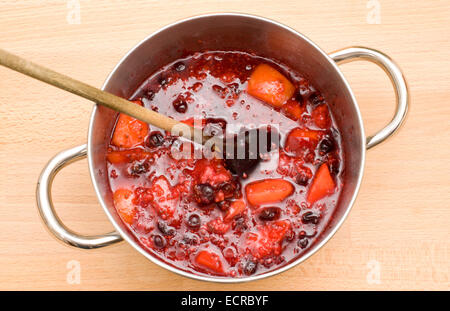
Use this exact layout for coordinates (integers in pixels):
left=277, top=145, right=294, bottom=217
left=106, top=51, right=343, bottom=277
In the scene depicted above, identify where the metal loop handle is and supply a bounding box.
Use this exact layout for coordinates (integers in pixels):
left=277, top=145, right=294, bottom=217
left=330, top=47, right=409, bottom=149
left=36, top=144, right=123, bottom=249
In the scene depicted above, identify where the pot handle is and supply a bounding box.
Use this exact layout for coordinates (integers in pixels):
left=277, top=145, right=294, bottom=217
left=36, top=144, right=123, bottom=249
left=329, top=47, right=409, bottom=149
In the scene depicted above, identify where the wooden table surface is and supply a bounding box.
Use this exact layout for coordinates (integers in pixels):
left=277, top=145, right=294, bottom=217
left=0, top=0, right=449, bottom=291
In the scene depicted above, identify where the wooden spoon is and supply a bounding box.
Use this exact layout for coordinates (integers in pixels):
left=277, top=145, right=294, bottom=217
left=0, top=48, right=209, bottom=144
left=0, top=48, right=275, bottom=176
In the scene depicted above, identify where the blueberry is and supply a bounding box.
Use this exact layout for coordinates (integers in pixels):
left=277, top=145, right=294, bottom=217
left=295, top=173, right=310, bottom=186
left=187, top=214, right=201, bottom=230
left=258, top=207, right=281, bottom=221
left=309, top=92, right=324, bottom=106
left=194, top=183, right=215, bottom=205
left=158, top=75, right=168, bottom=87
left=157, top=221, right=175, bottom=236
left=216, top=200, right=230, bottom=211
left=243, top=259, right=258, bottom=275
left=298, top=238, right=309, bottom=249
left=153, top=234, right=166, bottom=248
left=173, top=61, right=186, bottom=72
left=301, top=211, right=320, bottom=224
left=147, top=131, right=164, bottom=148
left=129, top=162, right=149, bottom=176
left=319, top=137, right=335, bottom=154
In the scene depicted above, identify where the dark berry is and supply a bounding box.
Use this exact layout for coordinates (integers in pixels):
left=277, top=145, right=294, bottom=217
left=182, top=233, right=199, bottom=245
left=187, top=214, right=201, bottom=230
left=243, top=259, right=258, bottom=275
left=319, top=137, right=335, bottom=155
left=157, top=221, right=175, bottom=236
left=158, top=75, right=168, bottom=87
left=173, top=98, right=188, bottom=113
left=216, top=200, right=230, bottom=211
left=258, top=207, right=281, bottom=221
left=173, top=61, right=186, bottom=72
left=147, top=131, right=164, bottom=148
left=309, top=92, right=324, bottom=106
left=328, top=157, right=341, bottom=175
left=294, top=90, right=304, bottom=103
left=129, top=162, right=149, bottom=176
left=193, top=183, right=215, bottom=205
left=302, top=211, right=320, bottom=224
left=298, top=238, right=309, bottom=249
left=153, top=234, right=166, bottom=248
left=232, top=216, right=248, bottom=232
left=295, top=172, right=310, bottom=186
left=146, top=90, right=155, bottom=101
left=285, top=230, right=295, bottom=242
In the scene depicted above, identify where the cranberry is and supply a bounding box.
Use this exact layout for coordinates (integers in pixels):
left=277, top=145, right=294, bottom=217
left=212, top=84, right=228, bottom=98
left=243, top=259, right=258, bottom=275
left=153, top=234, right=166, bottom=248
left=173, top=98, right=188, bottom=113
left=301, top=211, right=320, bottom=224
left=187, top=214, right=201, bottom=230
left=319, top=137, right=335, bottom=155
left=258, top=207, right=281, bottom=221
left=193, top=183, right=215, bottom=205
left=157, top=221, right=175, bottom=236
left=228, top=83, right=241, bottom=96
left=147, top=131, right=164, bottom=148
left=173, top=61, right=186, bottom=72
left=298, top=238, right=309, bottom=249
left=129, top=162, right=149, bottom=176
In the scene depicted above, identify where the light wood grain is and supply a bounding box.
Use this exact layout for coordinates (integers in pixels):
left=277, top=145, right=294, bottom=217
left=0, top=0, right=449, bottom=290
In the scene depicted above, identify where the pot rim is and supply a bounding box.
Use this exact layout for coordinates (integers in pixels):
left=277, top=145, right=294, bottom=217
left=87, top=12, right=366, bottom=283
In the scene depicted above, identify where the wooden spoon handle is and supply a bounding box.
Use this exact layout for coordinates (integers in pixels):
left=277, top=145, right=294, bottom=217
left=0, top=48, right=206, bottom=143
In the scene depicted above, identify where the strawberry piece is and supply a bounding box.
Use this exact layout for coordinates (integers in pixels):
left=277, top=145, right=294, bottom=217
left=207, top=218, right=231, bottom=235
left=284, top=127, right=324, bottom=159
left=281, top=99, right=305, bottom=121
left=111, top=100, right=149, bottom=148
left=191, top=159, right=232, bottom=187
left=245, top=179, right=294, bottom=206
left=106, top=149, right=153, bottom=164
left=150, top=176, right=178, bottom=220
left=224, top=200, right=247, bottom=223
left=113, top=188, right=136, bottom=225
left=307, top=163, right=335, bottom=203
left=312, top=104, right=332, bottom=129
left=195, top=250, right=225, bottom=274
left=245, top=220, right=291, bottom=258
left=247, top=64, right=295, bottom=108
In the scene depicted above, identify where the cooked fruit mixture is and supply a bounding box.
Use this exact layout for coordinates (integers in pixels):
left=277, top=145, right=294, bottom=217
left=106, top=51, right=343, bottom=277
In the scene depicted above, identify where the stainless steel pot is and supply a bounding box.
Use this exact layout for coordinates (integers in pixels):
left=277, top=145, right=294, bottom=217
left=36, top=13, right=409, bottom=283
